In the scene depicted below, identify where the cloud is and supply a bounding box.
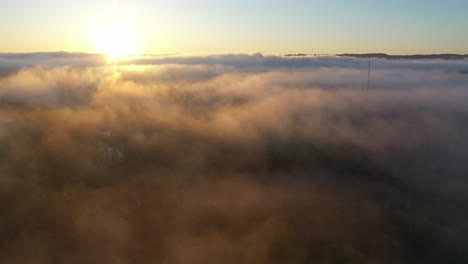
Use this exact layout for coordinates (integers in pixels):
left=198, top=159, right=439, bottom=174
left=1, top=53, right=468, bottom=263
left=0, top=52, right=106, bottom=75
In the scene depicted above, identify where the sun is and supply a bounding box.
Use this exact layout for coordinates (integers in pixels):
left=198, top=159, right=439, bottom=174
left=92, top=17, right=138, bottom=61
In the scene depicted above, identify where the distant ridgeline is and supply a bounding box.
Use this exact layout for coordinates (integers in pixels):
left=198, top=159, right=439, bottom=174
left=339, top=53, right=468, bottom=60
left=285, top=53, right=468, bottom=60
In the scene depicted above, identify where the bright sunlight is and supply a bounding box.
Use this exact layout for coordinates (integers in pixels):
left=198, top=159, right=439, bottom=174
left=91, top=16, right=139, bottom=61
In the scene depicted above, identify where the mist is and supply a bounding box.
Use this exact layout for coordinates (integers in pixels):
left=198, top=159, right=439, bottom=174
left=1, top=53, right=468, bottom=263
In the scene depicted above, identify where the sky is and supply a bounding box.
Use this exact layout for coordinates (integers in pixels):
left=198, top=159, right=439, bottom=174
left=1, top=0, right=468, bottom=54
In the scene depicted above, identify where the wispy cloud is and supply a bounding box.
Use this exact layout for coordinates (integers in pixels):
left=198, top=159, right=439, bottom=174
left=1, top=53, right=468, bottom=263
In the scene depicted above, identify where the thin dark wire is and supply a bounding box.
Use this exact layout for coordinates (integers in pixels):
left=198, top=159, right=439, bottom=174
left=367, top=59, right=371, bottom=103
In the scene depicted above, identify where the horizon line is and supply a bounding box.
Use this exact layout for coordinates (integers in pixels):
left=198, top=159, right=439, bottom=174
left=1, top=51, right=468, bottom=57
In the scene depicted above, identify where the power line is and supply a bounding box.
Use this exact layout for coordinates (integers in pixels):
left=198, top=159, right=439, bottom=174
left=367, top=58, right=371, bottom=101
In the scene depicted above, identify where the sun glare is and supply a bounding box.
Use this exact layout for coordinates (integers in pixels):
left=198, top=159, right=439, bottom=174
left=92, top=17, right=138, bottom=61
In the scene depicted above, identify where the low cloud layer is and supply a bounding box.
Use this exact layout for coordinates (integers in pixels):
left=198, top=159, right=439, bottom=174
left=1, top=53, right=468, bottom=263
